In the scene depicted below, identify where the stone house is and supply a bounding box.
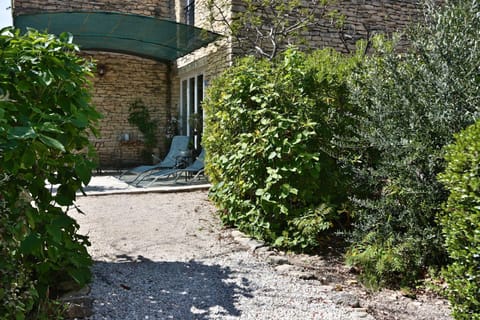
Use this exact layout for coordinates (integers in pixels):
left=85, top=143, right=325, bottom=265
left=12, top=0, right=425, bottom=168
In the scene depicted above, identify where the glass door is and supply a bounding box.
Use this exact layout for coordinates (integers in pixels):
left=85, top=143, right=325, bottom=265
left=180, top=73, right=204, bottom=151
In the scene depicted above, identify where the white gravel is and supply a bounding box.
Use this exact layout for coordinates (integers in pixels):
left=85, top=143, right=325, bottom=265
left=70, top=191, right=373, bottom=320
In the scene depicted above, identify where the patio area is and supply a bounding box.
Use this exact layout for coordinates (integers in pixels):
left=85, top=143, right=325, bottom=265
left=55, top=172, right=210, bottom=197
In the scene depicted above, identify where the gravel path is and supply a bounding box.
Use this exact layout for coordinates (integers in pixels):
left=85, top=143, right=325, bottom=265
left=69, top=191, right=373, bottom=320
left=70, top=190, right=451, bottom=320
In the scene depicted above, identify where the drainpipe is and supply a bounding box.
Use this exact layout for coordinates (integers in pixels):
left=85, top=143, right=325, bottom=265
left=167, top=62, right=172, bottom=118
left=164, top=62, right=173, bottom=155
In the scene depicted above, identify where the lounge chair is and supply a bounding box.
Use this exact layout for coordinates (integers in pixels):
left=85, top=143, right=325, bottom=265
left=119, top=135, right=190, bottom=183
left=136, top=149, right=205, bottom=187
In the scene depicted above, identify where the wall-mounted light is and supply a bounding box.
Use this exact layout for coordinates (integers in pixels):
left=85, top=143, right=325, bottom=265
left=119, top=133, right=130, bottom=142
left=97, top=64, right=107, bottom=77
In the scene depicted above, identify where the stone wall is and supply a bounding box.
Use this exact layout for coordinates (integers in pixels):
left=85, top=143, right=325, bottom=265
left=309, top=0, right=426, bottom=53
left=174, top=0, right=429, bottom=89
left=13, top=0, right=173, bottom=19
left=85, top=52, right=170, bottom=168
left=14, top=0, right=174, bottom=168
left=229, top=0, right=427, bottom=57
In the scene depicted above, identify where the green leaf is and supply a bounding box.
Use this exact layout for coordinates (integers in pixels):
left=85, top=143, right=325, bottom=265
left=39, top=122, right=63, bottom=134
left=59, top=32, right=74, bottom=44
left=15, top=311, right=26, bottom=320
left=52, top=214, right=75, bottom=230
left=255, top=188, right=265, bottom=196
left=71, top=113, right=89, bottom=128
left=8, top=126, right=36, bottom=139
left=279, top=204, right=289, bottom=215
left=39, top=134, right=65, bottom=152
left=68, top=267, right=91, bottom=285
left=268, top=151, right=278, bottom=159
left=20, top=233, right=42, bottom=255
left=70, top=254, right=91, bottom=268
left=46, top=224, right=63, bottom=244
left=21, top=147, right=36, bottom=168
left=280, top=183, right=298, bottom=196
left=274, top=236, right=285, bottom=247
left=75, top=159, right=92, bottom=185
left=55, top=185, right=76, bottom=206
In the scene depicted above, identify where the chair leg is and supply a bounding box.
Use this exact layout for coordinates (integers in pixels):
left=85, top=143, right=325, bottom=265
left=191, top=169, right=204, bottom=181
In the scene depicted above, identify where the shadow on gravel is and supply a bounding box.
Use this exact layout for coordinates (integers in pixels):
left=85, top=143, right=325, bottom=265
left=91, top=255, right=253, bottom=319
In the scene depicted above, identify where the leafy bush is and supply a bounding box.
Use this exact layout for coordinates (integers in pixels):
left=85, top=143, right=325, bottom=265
left=0, top=28, right=100, bottom=318
left=438, top=121, right=480, bottom=320
left=0, top=185, right=38, bottom=319
left=203, top=48, right=358, bottom=249
left=344, top=0, right=480, bottom=288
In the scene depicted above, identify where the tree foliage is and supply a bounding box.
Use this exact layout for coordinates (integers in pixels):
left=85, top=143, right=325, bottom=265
left=0, top=27, right=100, bottom=318
left=343, top=0, right=480, bottom=288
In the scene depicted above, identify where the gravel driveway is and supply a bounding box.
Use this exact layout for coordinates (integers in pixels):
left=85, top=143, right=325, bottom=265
left=70, top=190, right=451, bottom=320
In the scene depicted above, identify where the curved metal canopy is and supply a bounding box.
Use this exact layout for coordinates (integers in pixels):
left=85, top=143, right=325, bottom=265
left=14, top=12, right=220, bottom=62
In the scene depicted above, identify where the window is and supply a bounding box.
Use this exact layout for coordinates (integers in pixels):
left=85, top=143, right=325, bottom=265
left=179, top=73, right=204, bottom=149
left=184, top=0, right=195, bottom=25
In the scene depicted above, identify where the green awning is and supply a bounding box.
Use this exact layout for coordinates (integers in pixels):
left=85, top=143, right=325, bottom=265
left=14, top=12, right=220, bottom=62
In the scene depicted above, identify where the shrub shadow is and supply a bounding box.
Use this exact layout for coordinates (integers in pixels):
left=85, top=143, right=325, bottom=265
left=90, top=255, right=252, bottom=319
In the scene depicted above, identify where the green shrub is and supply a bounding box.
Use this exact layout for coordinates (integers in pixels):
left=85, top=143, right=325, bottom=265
left=0, top=28, right=100, bottom=318
left=344, top=0, right=480, bottom=288
left=203, top=48, right=358, bottom=250
left=0, top=185, right=38, bottom=319
left=438, top=121, right=480, bottom=320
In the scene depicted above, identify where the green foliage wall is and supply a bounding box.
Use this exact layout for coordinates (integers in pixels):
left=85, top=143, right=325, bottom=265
left=344, top=0, right=480, bottom=288
left=0, top=28, right=100, bottom=318
left=203, top=48, right=358, bottom=249
left=438, top=121, right=480, bottom=320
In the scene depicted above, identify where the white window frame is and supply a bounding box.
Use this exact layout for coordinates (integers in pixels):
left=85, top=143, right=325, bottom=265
left=184, top=0, right=195, bottom=25
left=179, top=72, right=205, bottom=149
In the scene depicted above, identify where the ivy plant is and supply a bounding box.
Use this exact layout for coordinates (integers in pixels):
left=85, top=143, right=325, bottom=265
left=128, top=99, right=158, bottom=163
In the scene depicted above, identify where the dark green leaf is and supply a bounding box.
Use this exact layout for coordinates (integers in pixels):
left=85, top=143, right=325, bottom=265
left=39, top=134, right=66, bottom=152
left=21, top=147, right=36, bottom=168
left=8, top=126, right=36, bottom=139
left=20, top=233, right=42, bottom=255
left=75, top=159, right=92, bottom=185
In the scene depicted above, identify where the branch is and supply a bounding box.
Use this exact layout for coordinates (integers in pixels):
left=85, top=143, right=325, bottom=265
left=206, top=0, right=335, bottom=59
